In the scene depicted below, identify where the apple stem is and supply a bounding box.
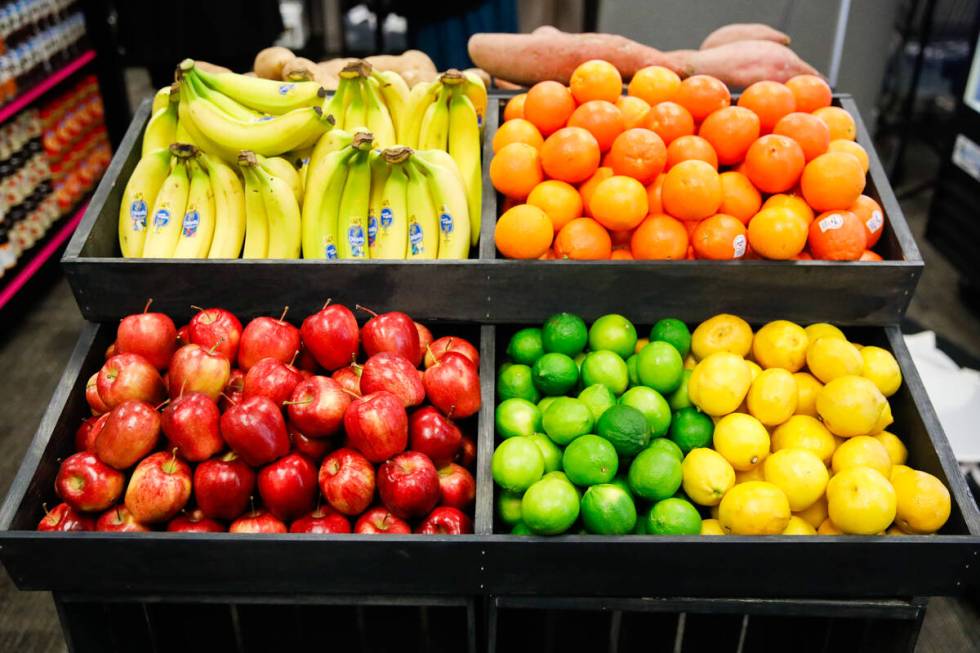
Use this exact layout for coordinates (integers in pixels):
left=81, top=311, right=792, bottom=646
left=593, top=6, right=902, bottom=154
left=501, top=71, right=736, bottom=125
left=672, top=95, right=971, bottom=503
left=167, top=447, right=179, bottom=471
left=190, top=305, right=205, bottom=313
left=340, top=387, right=360, bottom=399
left=355, top=304, right=378, bottom=318
left=282, top=398, right=313, bottom=406
left=220, top=392, right=239, bottom=406
left=143, top=298, right=153, bottom=313
left=290, top=350, right=300, bottom=367
left=322, top=298, right=332, bottom=310
left=207, top=338, right=225, bottom=356
left=249, top=495, right=256, bottom=515
left=278, top=306, right=290, bottom=323
left=115, top=506, right=122, bottom=522
left=448, top=404, right=457, bottom=419
left=425, top=344, right=438, bottom=364
left=155, top=399, right=170, bottom=411
left=42, top=502, right=49, bottom=516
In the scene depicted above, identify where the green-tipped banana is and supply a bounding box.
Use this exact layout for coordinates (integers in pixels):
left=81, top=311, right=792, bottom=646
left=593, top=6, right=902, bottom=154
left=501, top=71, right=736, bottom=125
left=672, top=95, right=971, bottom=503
left=239, top=153, right=269, bottom=258
left=141, top=144, right=195, bottom=258
left=252, top=161, right=302, bottom=259
left=186, top=70, right=266, bottom=122
left=322, top=72, right=354, bottom=130
left=252, top=153, right=302, bottom=205
left=371, top=69, right=409, bottom=139
left=412, top=149, right=471, bottom=259
left=300, top=129, right=357, bottom=258
left=142, top=89, right=178, bottom=157
left=448, top=90, right=482, bottom=246
left=151, top=86, right=172, bottom=114
left=366, top=148, right=390, bottom=256
left=118, top=148, right=171, bottom=257
left=405, top=159, right=438, bottom=259
left=344, top=78, right=367, bottom=132
left=173, top=159, right=216, bottom=258
left=364, top=76, right=396, bottom=148
left=198, top=153, right=245, bottom=258
left=372, top=147, right=411, bottom=259
left=400, top=80, right=441, bottom=148
left=188, top=60, right=325, bottom=114
left=418, top=84, right=451, bottom=151
left=337, top=148, right=372, bottom=259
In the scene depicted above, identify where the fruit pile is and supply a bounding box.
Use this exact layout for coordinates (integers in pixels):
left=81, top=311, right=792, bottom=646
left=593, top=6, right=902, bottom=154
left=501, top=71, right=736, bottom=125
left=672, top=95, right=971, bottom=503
left=118, top=58, right=484, bottom=260
left=492, top=312, right=951, bottom=536
left=40, top=302, right=480, bottom=535
left=491, top=59, right=884, bottom=262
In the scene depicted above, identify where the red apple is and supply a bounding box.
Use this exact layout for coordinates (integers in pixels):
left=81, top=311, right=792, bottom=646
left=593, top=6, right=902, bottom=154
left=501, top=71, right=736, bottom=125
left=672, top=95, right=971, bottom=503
left=360, top=352, right=425, bottom=408
left=37, top=502, right=94, bottom=531
left=409, top=406, right=463, bottom=466
left=332, top=364, right=362, bottom=397
left=168, top=343, right=231, bottom=401
left=176, top=324, right=191, bottom=347
left=95, top=400, right=161, bottom=469
left=95, top=505, right=149, bottom=532
left=115, top=302, right=178, bottom=371
left=377, top=451, right=440, bottom=519
left=56, top=452, right=125, bottom=512
left=193, top=451, right=255, bottom=521
left=124, top=452, right=192, bottom=523
left=86, top=372, right=108, bottom=415
left=221, top=369, right=245, bottom=411
left=415, top=321, right=433, bottom=352
left=97, top=353, right=166, bottom=409
left=456, top=435, right=477, bottom=468
left=416, top=506, right=473, bottom=535
left=437, top=463, right=476, bottom=509
left=243, top=357, right=303, bottom=406
left=289, top=505, right=351, bottom=533
left=229, top=509, right=287, bottom=533
left=343, top=391, right=408, bottom=463
left=286, top=376, right=350, bottom=438
left=354, top=507, right=411, bottom=534
left=161, top=392, right=224, bottom=461
left=296, top=347, right=320, bottom=373
left=167, top=509, right=225, bottom=532
left=238, top=310, right=301, bottom=371
left=188, top=307, right=242, bottom=361
left=318, top=448, right=375, bottom=515
left=423, top=352, right=481, bottom=419
left=220, top=395, right=290, bottom=466
left=291, top=427, right=332, bottom=461
left=75, top=415, right=105, bottom=452
left=360, top=308, right=421, bottom=366
left=300, top=302, right=359, bottom=371
left=258, top=453, right=318, bottom=521
left=424, top=336, right=480, bottom=369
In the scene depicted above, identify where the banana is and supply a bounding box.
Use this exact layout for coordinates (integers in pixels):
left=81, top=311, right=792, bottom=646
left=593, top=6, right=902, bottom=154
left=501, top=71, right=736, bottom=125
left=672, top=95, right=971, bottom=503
left=177, top=81, right=245, bottom=163
left=363, top=76, right=396, bottom=148
left=118, top=148, right=171, bottom=257
left=239, top=153, right=269, bottom=258
left=344, top=78, right=367, bottom=131
left=300, top=129, right=357, bottom=258
left=174, top=118, right=198, bottom=150
left=173, top=159, right=216, bottom=258
left=337, top=147, right=372, bottom=259
left=252, top=153, right=302, bottom=205
left=372, top=147, right=411, bottom=259
left=411, top=150, right=471, bottom=259
left=141, top=145, right=195, bottom=258
left=400, top=80, right=440, bottom=147
left=142, top=91, right=178, bottom=156
left=198, top=153, right=245, bottom=258
left=186, top=70, right=266, bottom=122
left=461, top=70, right=488, bottom=128
left=371, top=69, right=409, bottom=139
left=448, top=89, right=482, bottom=246
left=251, top=158, right=302, bottom=258
left=188, top=60, right=325, bottom=114
left=322, top=72, right=354, bottom=130
left=366, top=148, right=389, bottom=257
left=405, top=159, right=438, bottom=259
left=418, top=84, right=451, bottom=151
left=151, top=86, right=172, bottom=114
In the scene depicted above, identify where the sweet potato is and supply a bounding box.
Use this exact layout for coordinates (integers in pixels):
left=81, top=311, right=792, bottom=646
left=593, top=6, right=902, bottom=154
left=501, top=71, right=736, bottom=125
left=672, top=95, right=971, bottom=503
left=668, top=40, right=819, bottom=87
left=700, top=23, right=790, bottom=50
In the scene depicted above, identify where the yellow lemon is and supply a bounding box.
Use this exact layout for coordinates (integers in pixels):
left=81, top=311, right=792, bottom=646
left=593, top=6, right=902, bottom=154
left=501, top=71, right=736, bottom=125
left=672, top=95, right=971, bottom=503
left=806, top=337, right=863, bottom=383
left=782, top=515, right=817, bottom=535
left=682, top=448, right=736, bottom=506
left=683, top=354, right=697, bottom=370
left=890, top=464, right=913, bottom=482
left=752, top=320, right=809, bottom=371
left=872, top=400, right=894, bottom=433
left=892, top=469, right=951, bottom=534
left=744, top=359, right=762, bottom=381
left=804, top=323, right=846, bottom=342
left=688, top=352, right=752, bottom=416
left=700, top=518, right=726, bottom=535
left=691, top=313, right=753, bottom=360
left=826, top=466, right=896, bottom=535
left=873, top=431, right=908, bottom=465
left=713, top=413, right=770, bottom=471
left=746, top=368, right=798, bottom=426
left=735, top=464, right=766, bottom=484
left=817, top=517, right=843, bottom=535
left=771, top=415, right=836, bottom=465
left=816, top=375, right=887, bottom=437
left=792, top=372, right=823, bottom=417
left=831, top=435, right=892, bottom=477
left=635, top=337, right=649, bottom=354
left=718, top=481, right=790, bottom=535
left=763, top=448, right=829, bottom=511
left=860, top=346, right=902, bottom=397
left=886, top=524, right=908, bottom=535
left=794, top=495, right=829, bottom=528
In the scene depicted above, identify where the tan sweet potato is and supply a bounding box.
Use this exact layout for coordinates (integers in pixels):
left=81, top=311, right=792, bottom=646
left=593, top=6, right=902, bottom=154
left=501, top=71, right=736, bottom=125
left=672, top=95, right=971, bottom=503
left=700, top=23, right=791, bottom=50
left=668, top=40, right=819, bottom=87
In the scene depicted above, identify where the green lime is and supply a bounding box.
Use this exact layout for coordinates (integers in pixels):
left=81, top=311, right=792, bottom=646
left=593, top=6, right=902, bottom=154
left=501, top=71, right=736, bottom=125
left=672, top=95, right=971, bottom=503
left=542, top=313, right=588, bottom=357
left=561, top=434, right=618, bottom=486
left=574, top=352, right=587, bottom=371
left=543, top=470, right=572, bottom=485
left=626, top=354, right=640, bottom=387
left=537, top=396, right=558, bottom=414
left=507, top=327, right=545, bottom=365
left=521, top=477, right=580, bottom=535
left=497, top=364, right=540, bottom=403
left=627, top=448, right=682, bottom=500
left=542, top=397, right=594, bottom=445
left=610, top=473, right=633, bottom=498
left=580, top=484, right=637, bottom=534
left=495, top=398, right=542, bottom=439
left=636, top=341, right=684, bottom=394
left=647, top=437, right=684, bottom=462
left=528, top=433, right=563, bottom=473
left=588, top=314, right=638, bottom=359
left=511, top=522, right=533, bottom=535
left=646, top=497, right=701, bottom=535
left=669, top=407, right=714, bottom=453
left=580, top=350, right=629, bottom=395
left=650, top=318, right=692, bottom=359
left=596, top=404, right=651, bottom=457
left=668, top=369, right=693, bottom=411
left=578, top=384, right=617, bottom=422
left=531, top=352, right=579, bottom=396
left=497, top=491, right=523, bottom=525
left=492, top=437, right=544, bottom=492
left=619, top=386, right=672, bottom=437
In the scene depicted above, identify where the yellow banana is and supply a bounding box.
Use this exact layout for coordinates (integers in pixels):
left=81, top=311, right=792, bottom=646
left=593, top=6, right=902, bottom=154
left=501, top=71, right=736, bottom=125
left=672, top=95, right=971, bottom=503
left=344, top=78, right=367, bottom=132
left=177, top=81, right=246, bottom=163
left=239, top=153, right=269, bottom=258
left=188, top=60, right=325, bottom=114
left=252, top=158, right=302, bottom=259
left=448, top=90, right=482, bottom=246
left=252, top=153, right=302, bottom=205
left=461, top=70, right=488, bottom=128
left=174, top=119, right=198, bottom=150
left=412, top=149, right=471, bottom=259
left=371, top=70, right=409, bottom=139
left=198, top=153, right=245, bottom=258
left=322, top=71, right=356, bottom=130
left=366, top=148, right=389, bottom=257
left=405, top=159, right=438, bottom=259
left=400, top=80, right=440, bottom=148
left=186, top=71, right=266, bottom=122
left=151, top=86, right=172, bottom=114
left=363, top=77, right=396, bottom=148
left=337, top=148, right=372, bottom=259
left=118, top=148, right=171, bottom=257
left=300, top=129, right=356, bottom=258
left=173, top=159, right=216, bottom=258
left=418, top=83, right=452, bottom=151
left=142, top=92, right=178, bottom=157
left=372, top=147, right=410, bottom=259
left=141, top=145, right=195, bottom=258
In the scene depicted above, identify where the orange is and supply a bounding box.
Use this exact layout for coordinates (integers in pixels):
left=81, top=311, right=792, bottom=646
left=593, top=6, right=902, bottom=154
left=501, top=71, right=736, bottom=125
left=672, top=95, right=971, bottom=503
left=744, top=134, right=805, bottom=193
left=808, top=210, right=866, bottom=260
left=666, top=134, right=718, bottom=169
left=828, top=139, right=869, bottom=173
left=490, top=142, right=544, bottom=200
left=610, top=228, right=634, bottom=247
left=495, top=204, right=554, bottom=259
left=683, top=219, right=699, bottom=238
left=691, top=214, right=747, bottom=259
left=606, top=128, right=667, bottom=184
left=524, top=81, right=576, bottom=136
left=527, top=180, right=583, bottom=232
left=763, top=194, right=814, bottom=225
left=719, top=171, right=762, bottom=224
left=567, top=100, right=624, bottom=152
left=773, top=112, right=830, bottom=161
left=662, top=159, right=722, bottom=221
left=786, top=75, right=832, bottom=113
left=616, top=95, right=651, bottom=129
left=503, top=93, right=527, bottom=121
left=611, top=248, right=634, bottom=260
left=747, top=206, right=808, bottom=259
left=570, top=60, right=623, bottom=104
left=800, top=152, right=865, bottom=211
left=631, top=214, right=688, bottom=259
left=589, top=175, right=649, bottom=231
left=813, top=106, right=856, bottom=141
left=579, top=166, right=614, bottom=217
left=540, top=126, right=601, bottom=183
left=698, top=106, right=760, bottom=165
left=674, top=75, right=731, bottom=122
left=849, top=194, right=885, bottom=248
left=492, top=118, right=544, bottom=152
left=628, top=65, right=681, bottom=106
left=859, top=250, right=883, bottom=262
left=644, top=101, right=696, bottom=145
left=554, top=217, right=613, bottom=259
left=646, top=173, right=666, bottom=214
left=737, top=81, right=796, bottom=133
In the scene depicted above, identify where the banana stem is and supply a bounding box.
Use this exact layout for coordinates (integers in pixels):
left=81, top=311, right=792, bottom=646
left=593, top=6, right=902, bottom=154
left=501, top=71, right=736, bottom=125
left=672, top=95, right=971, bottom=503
left=383, top=146, right=412, bottom=165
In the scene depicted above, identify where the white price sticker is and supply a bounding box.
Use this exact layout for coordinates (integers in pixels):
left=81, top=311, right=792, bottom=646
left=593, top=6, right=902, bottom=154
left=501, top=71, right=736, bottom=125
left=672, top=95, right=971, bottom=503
left=818, top=213, right=844, bottom=232
left=732, top=234, right=747, bottom=258
left=866, top=210, right=883, bottom=233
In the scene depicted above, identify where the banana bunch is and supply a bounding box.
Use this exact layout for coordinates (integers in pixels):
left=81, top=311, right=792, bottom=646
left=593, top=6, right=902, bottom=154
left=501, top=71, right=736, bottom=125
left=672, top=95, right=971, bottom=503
left=238, top=151, right=302, bottom=259
left=321, top=60, right=404, bottom=149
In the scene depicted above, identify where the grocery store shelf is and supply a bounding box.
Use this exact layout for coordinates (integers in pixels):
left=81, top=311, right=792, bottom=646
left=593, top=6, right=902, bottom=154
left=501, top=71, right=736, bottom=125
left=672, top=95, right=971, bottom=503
left=0, top=49, right=96, bottom=124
